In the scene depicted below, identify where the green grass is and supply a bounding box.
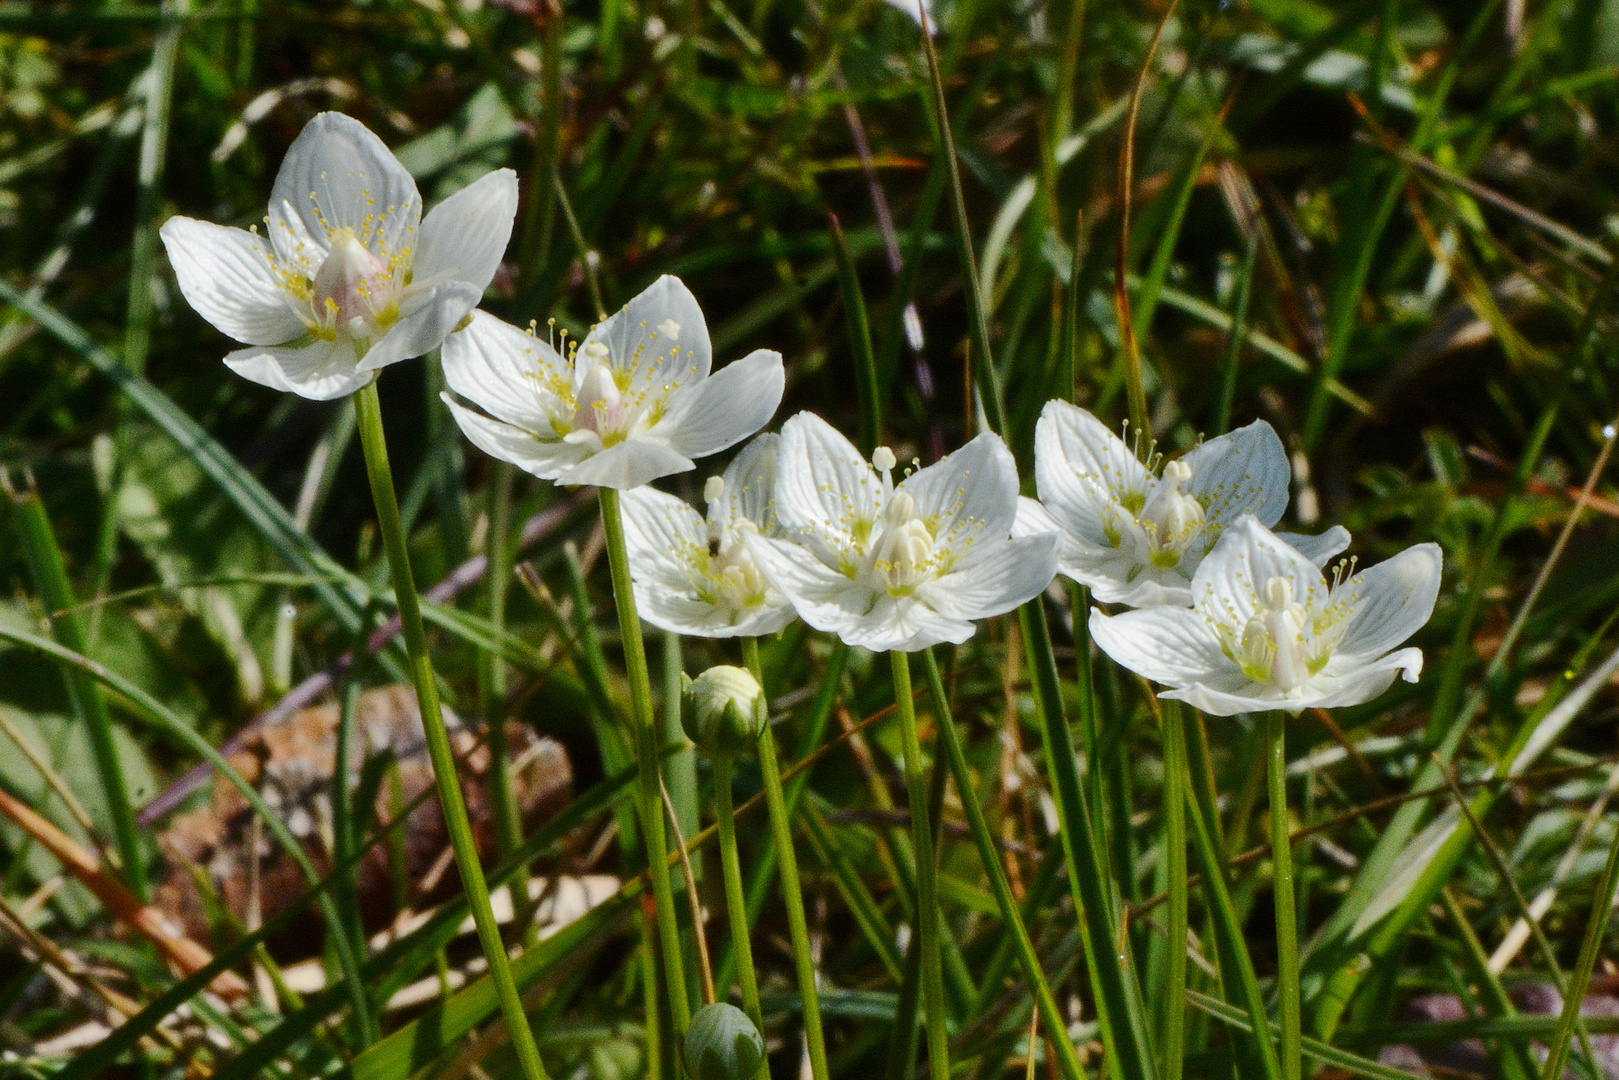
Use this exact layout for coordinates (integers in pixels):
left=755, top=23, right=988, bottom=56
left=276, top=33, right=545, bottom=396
left=3, top=0, right=1619, bottom=1077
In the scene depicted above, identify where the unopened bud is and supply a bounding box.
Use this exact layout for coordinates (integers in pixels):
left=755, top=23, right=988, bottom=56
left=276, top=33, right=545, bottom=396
left=683, top=1003, right=764, bottom=1080
left=681, top=666, right=764, bottom=760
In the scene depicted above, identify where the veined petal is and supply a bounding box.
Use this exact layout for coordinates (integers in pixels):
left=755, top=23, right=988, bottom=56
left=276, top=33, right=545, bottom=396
left=1012, top=496, right=1059, bottom=538
left=1034, top=400, right=1145, bottom=555
left=1331, top=544, right=1442, bottom=665
left=414, top=169, right=518, bottom=292
left=1179, top=418, right=1290, bottom=529
left=269, top=112, right=421, bottom=262
left=927, top=533, right=1056, bottom=622
left=557, top=438, right=694, bottom=490
left=357, top=280, right=482, bottom=372
left=1308, top=649, right=1423, bottom=708
left=1279, top=525, right=1352, bottom=568
left=898, top=432, right=1019, bottom=560
left=774, top=412, right=883, bottom=556
left=1160, top=680, right=1298, bottom=717
left=745, top=534, right=872, bottom=636
left=442, top=395, right=589, bottom=479
left=842, top=594, right=975, bottom=652
left=722, top=433, right=781, bottom=534
left=666, top=349, right=784, bottom=460
left=442, top=310, right=570, bottom=431
left=1091, top=570, right=1194, bottom=609
left=1192, top=515, right=1327, bottom=639
left=621, top=486, right=709, bottom=584
left=224, top=338, right=367, bottom=401
left=160, top=218, right=306, bottom=346
left=581, top=274, right=712, bottom=393
left=1089, top=605, right=1232, bottom=688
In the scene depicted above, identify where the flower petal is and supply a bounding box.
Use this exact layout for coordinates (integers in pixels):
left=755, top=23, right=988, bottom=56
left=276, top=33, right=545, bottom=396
left=1278, top=525, right=1351, bottom=568
left=847, top=595, right=975, bottom=652
left=357, top=281, right=483, bottom=372
left=442, top=394, right=589, bottom=479
left=1330, top=543, right=1442, bottom=665
left=927, top=534, right=1056, bottom=622
left=1035, top=399, right=1152, bottom=525
left=666, top=349, right=784, bottom=460
left=746, top=534, right=875, bottom=638
left=1309, top=649, right=1422, bottom=708
left=1089, top=605, right=1233, bottom=688
left=160, top=218, right=305, bottom=346
left=582, top=274, right=712, bottom=392
left=1191, top=515, right=1327, bottom=640
left=414, top=169, right=518, bottom=292
left=441, top=310, right=569, bottom=430
left=224, top=338, right=368, bottom=401
left=1179, top=418, right=1290, bottom=529
left=898, top=431, right=1019, bottom=562
left=774, top=412, right=883, bottom=559
left=557, top=439, right=694, bottom=490
left=1012, top=496, right=1059, bottom=538
left=269, top=112, right=421, bottom=262
left=721, top=433, right=781, bottom=534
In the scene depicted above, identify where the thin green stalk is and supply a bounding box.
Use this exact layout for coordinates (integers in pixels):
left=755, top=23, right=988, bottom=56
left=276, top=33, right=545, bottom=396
left=332, top=669, right=369, bottom=1026
left=742, top=636, right=830, bottom=1080
left=123, top=0, right=185, bottom=376
left=1538, top=801, right=1619, bottom=1080
left=596, top=488, right=692, bottom=1044
left=1213, top=226, right=1259, bottom=437
left=828, top=212, right=882, bottom=454
left=664, top=629, right=701, bottom=1007
left=888, top=651, right=949, bottom=1080
left=920, top=649, right=1085, bottom=1080
left=482, top=461, right=534, bottom=943
left=5, top=475, right=146, bottom=903
left=714, top=756, right=767, bottom=1050
left=1266, top=712, right=1300, bottom=1080
left=1160, top=701, right=1189, bottom=1080
left=353, top=380, right=548, bottom=1080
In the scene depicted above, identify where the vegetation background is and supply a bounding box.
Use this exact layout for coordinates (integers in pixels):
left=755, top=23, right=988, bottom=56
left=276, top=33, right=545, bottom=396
left=2, top=0, right=1619, bottom=1076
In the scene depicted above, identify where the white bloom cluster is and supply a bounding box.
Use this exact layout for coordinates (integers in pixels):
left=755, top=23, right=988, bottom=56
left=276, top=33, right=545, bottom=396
left=163, top=112, right=1439, bottom=693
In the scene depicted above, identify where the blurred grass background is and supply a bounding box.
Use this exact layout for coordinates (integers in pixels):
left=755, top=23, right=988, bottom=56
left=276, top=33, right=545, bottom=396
left=4, top=0, right=1619, bottom=1076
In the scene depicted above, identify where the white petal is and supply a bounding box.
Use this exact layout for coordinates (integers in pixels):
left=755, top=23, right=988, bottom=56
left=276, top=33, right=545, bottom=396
left=845, top=594, right=975, bottom=652
left=1178, top=419, right=1290, bottom=529
left=269, top=112, right=421, bottom=262
left=621, top=487, right=708, bottom=587
left=441, top=310, right=570, bottom=431
left=897, top=431, right=1019, bottom=561
left=1089, top=605, right=1232, bottom=687
left=582, top=274, right=712, bottom=392
left=160, top=218, right=305, bottom=346
left=637, top=591, right=795, bottom=639
left=357, top=281, right=482, bottom=372
left=927, top=534, right=1056, bottom=622
left=1331, top=544, right=1442, bottom=665
left=414, top=169, right=518, bottom=292
left=1094, top=572, right=1195, bottom=609
left=557, top=439, right=694, bottom=490
left=666, top=349, right=784, bottom=460
left=746, top=534, right=871, bottom=631
left=1012, top=496, right=1059, bottom=539
left=721, top=433, right=782, bottom=534
left=1159, top=681, right=1293, bottom=717
left=1308, top=649, right=1422, bottom=707
left=224, top=338, right=366, bottom=401
left=1191, top=515, right=1327, bottom=638
left=1034, top=401, right=1147, bottom=570
left=442, top=395, right=588, bottom=479
left=774, top=412, right=882, bottom=555
left=1278, top=525, right=1351, bottom=568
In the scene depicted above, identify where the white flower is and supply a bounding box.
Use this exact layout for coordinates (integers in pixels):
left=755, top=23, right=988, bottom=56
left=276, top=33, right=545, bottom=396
left=1034, top=400, right=1349, bottom=607
left=161, top=112, right=517, bottom=401
left=1090, top=516, right=1441, bottom=716
left=439, top=275, right=785, bottom=491
left=621, top=434, right=795, bottom=638
left=745, top=412, right=1058, bottom=653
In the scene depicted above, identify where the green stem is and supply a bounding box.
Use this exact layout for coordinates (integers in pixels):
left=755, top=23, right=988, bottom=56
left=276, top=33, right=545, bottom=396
left=6, top=477, right=146, bottom=902
left=483, top=461, right=533, bottom=942
left=889, top=651, right=949, bottom=1080
left=920, top=649, right=1085, bottom=1080
left=1161, top=701, right=1188, bottom=1080
left=597, top=487, right=692, bottom=1042
left=1266, top=712, right=1300, bottom=1080
left=742, top=636, right=830, bottom=1080
left=353, top=380, right=548, bottom=1080
left=714, top=756, right=767, bottom=1050
left=1540, top=803, right=1619, bottom=1080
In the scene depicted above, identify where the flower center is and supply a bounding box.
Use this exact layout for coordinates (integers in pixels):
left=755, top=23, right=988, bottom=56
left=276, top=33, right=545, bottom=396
left=1138, top=459, right=1205, bottom=567
left=571, top=347, right=636, bottom=446
left=696, top=475, right=771, bottom=608
left=311, top=228, right=398, bottom=341
left=1237, top=576, right=1311, bottom=690
left=872, top=488, right=937, bottom=597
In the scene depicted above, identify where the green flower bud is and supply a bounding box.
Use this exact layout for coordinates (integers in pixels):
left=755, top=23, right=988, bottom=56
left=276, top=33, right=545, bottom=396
left=683, top=1002, right=764, bottom=1080
left=681, top=665, right=764, bottom=760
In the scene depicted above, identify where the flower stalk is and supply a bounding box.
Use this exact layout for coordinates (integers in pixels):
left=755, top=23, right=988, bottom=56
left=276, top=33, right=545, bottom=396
left=353, top=379, right=548, bottom=1080
left=742, top=636, right=830, bottom=1080
left=598, top=486, right=693, bottom=1041
left=888, top=649, right=949, bottom=1080
left=1266, top=711, right=1301, bottom=1080
left=713, top=755, right=765, bottom=1037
